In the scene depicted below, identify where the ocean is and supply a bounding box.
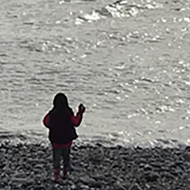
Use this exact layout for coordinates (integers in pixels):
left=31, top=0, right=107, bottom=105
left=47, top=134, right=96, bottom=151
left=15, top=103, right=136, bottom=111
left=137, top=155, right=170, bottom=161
left=0, top=0, right=190, bottom=146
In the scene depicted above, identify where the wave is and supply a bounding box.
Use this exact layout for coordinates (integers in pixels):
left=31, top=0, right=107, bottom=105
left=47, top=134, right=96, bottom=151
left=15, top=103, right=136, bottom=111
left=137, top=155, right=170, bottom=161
left=0, top=130, right=188, bottom=149
left=75, top=0, right=163, bottom=24
left=0, top=130, right=47, bottom=145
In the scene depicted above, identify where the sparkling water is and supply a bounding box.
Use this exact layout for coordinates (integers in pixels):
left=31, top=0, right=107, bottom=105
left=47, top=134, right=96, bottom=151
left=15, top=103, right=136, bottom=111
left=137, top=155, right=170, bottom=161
left=0, top=0, right=190, bottom=146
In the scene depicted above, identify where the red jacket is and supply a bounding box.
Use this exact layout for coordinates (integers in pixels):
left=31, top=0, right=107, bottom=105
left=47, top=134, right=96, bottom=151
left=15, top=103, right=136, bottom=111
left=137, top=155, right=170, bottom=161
left=43, top=107, right=84, bottom=148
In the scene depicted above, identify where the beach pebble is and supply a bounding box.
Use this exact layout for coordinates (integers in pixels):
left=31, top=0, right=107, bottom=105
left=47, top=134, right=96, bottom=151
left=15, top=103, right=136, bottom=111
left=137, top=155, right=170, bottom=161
left=128, top=183, right=142, bottom=190
left=91, top=174, right=106, bottom=181
left=79, top=176, right=101, bottom=187
left=34, top=164, right=44, bottom=169
left=144, top=171, right=159, bottom=182
left=78, top=183, right=90, bottom=189
left=161, top=171, right=175, bottom=179
left=113, top=181, right=127, bottom=190
left=184, top=152, right=190, bottom=161
left=33, top=186, right=46, bottom=190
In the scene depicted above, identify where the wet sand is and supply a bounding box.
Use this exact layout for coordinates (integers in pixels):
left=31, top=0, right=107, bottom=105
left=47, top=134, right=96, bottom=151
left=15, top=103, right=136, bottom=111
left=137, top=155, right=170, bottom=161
left=0, top=141, right=190, bottom=190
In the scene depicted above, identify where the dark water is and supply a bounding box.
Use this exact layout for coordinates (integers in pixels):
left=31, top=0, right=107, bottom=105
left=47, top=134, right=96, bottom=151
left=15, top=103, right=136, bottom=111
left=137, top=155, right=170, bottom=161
left=0, top=0, right=190, bottom=146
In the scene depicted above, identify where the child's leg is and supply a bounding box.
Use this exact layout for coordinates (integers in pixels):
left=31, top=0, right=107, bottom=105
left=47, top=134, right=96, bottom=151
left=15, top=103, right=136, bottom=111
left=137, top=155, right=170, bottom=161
left=53, top=148, right=62, bottom=181
left=62, top=148, right=70, bottom=178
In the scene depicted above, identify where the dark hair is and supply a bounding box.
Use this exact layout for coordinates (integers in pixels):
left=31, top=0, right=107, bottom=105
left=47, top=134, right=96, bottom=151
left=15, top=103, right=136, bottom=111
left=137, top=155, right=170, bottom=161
left=53, top=93, right=69, bottom=109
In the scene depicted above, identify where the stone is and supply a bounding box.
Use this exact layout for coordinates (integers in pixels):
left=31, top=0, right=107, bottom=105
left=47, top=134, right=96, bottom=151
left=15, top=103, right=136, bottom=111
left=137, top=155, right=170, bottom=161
left=184, top=152, right=190, bottom=161
left=79, top=176, right=101, bottom=187
left=78, top=184, right=90, bottom=189
left=144, top=171, right=159, bottom=182
left=128, top=183, right=142, bottom=190
left=33, top=186, right=46, bottom=190
left=34, top=164, right=44, bottom=169
left=80, top=176, right=96, bottom=184
left=114, top=181, right=127, bottom=190
left=11, top=177, right=33, bottom=183
left=161, top=171, right=175, bottom=179
left=70, top=184, right=77, bottom=190
left=89, top=147, right=104, bottom=162
left=91, top=174, right=106, bottom=181
left=185, top=146, right=190, bottom=152
left=143, top=164, right=152, bottom=171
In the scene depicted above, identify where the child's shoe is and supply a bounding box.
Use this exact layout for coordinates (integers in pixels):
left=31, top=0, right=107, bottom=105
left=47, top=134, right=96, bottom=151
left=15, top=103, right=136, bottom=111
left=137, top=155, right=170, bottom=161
left=62, top=168, right=67, bottom=179
left=53, top=169, right=60, bottom=182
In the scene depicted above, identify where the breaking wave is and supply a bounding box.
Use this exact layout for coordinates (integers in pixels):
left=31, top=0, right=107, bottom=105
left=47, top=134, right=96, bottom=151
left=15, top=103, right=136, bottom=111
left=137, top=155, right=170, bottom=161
left=76, top=0, right=163, bottom=24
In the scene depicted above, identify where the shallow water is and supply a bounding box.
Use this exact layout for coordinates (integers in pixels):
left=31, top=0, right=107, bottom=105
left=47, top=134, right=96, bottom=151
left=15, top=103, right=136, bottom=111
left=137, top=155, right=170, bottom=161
left=0, top=0, right=190, bottom=146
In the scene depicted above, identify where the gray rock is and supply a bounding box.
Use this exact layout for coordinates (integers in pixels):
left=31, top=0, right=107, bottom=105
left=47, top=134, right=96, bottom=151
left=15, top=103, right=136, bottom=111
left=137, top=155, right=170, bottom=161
left=78, top=183, right=90, bottom=189
left=185, top=146, right=190, bottom=152
left=89, top=147, right=104, bottom=162
left=11, top=177, right=33, bottom=184
left=161, top=171, right=175, bottom=179
left=91, top=174, right=106, bottom=181
left=80, top=176, right=96, bottom=184
left=144, top=171, right=159, bottom=182
left=184, top=152, right=190, bottom=161
left=79, top=176, right=101, bottom=187
left=70, top=184, right=77, bottom=190
left=128, top=183, right=142, bottom=190
left=143, top=164, right=152, bottom=171
left=34, top=164, right=44, bottom=169
left=114, top=181, right=127, bottom=190
left=33, top=186, right=46, bottom=190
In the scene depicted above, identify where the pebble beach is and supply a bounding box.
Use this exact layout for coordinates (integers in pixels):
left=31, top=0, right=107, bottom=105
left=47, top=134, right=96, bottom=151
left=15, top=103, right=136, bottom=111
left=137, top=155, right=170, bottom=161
left=1, top=140, right=190, bottom=190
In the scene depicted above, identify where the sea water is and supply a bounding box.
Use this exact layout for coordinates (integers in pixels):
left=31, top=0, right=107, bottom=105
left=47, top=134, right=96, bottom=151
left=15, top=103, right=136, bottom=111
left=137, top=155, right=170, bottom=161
left=0, top=0, right=190, bottom=146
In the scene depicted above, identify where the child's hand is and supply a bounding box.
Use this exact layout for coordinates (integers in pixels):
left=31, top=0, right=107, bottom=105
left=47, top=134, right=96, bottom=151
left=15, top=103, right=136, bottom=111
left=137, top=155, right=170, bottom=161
left=79, top=104, right=85, bottom=113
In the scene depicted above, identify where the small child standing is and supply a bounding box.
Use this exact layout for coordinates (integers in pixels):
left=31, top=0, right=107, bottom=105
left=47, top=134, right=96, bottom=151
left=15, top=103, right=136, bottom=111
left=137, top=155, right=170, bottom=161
left=43, top=93, right=85, bottom=182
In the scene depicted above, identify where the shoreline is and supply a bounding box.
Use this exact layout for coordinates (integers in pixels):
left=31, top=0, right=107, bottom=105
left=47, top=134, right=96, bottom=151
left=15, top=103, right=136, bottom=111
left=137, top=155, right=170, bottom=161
left=0, top=130, right=189, bottom=149
left=0, top=140, right=190, bottom=190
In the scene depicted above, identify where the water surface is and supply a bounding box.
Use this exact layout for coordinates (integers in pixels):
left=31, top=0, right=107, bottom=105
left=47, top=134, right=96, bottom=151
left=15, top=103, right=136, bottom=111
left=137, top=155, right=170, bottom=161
left=0, top=0, right=190, bottom=146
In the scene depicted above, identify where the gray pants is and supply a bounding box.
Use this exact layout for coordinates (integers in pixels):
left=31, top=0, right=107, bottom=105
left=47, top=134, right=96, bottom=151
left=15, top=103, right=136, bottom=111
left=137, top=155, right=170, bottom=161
left=53, top=148, right=70, bottom=170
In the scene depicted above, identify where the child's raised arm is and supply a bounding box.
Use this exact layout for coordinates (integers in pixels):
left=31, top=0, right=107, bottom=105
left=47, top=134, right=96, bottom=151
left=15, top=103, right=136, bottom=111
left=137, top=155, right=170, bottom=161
left=71, top=104, right=85, bottom=127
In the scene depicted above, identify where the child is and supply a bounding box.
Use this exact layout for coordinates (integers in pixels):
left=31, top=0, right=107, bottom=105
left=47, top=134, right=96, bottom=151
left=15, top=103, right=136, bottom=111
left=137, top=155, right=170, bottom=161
left=43, top=93, right=85, bottom=182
